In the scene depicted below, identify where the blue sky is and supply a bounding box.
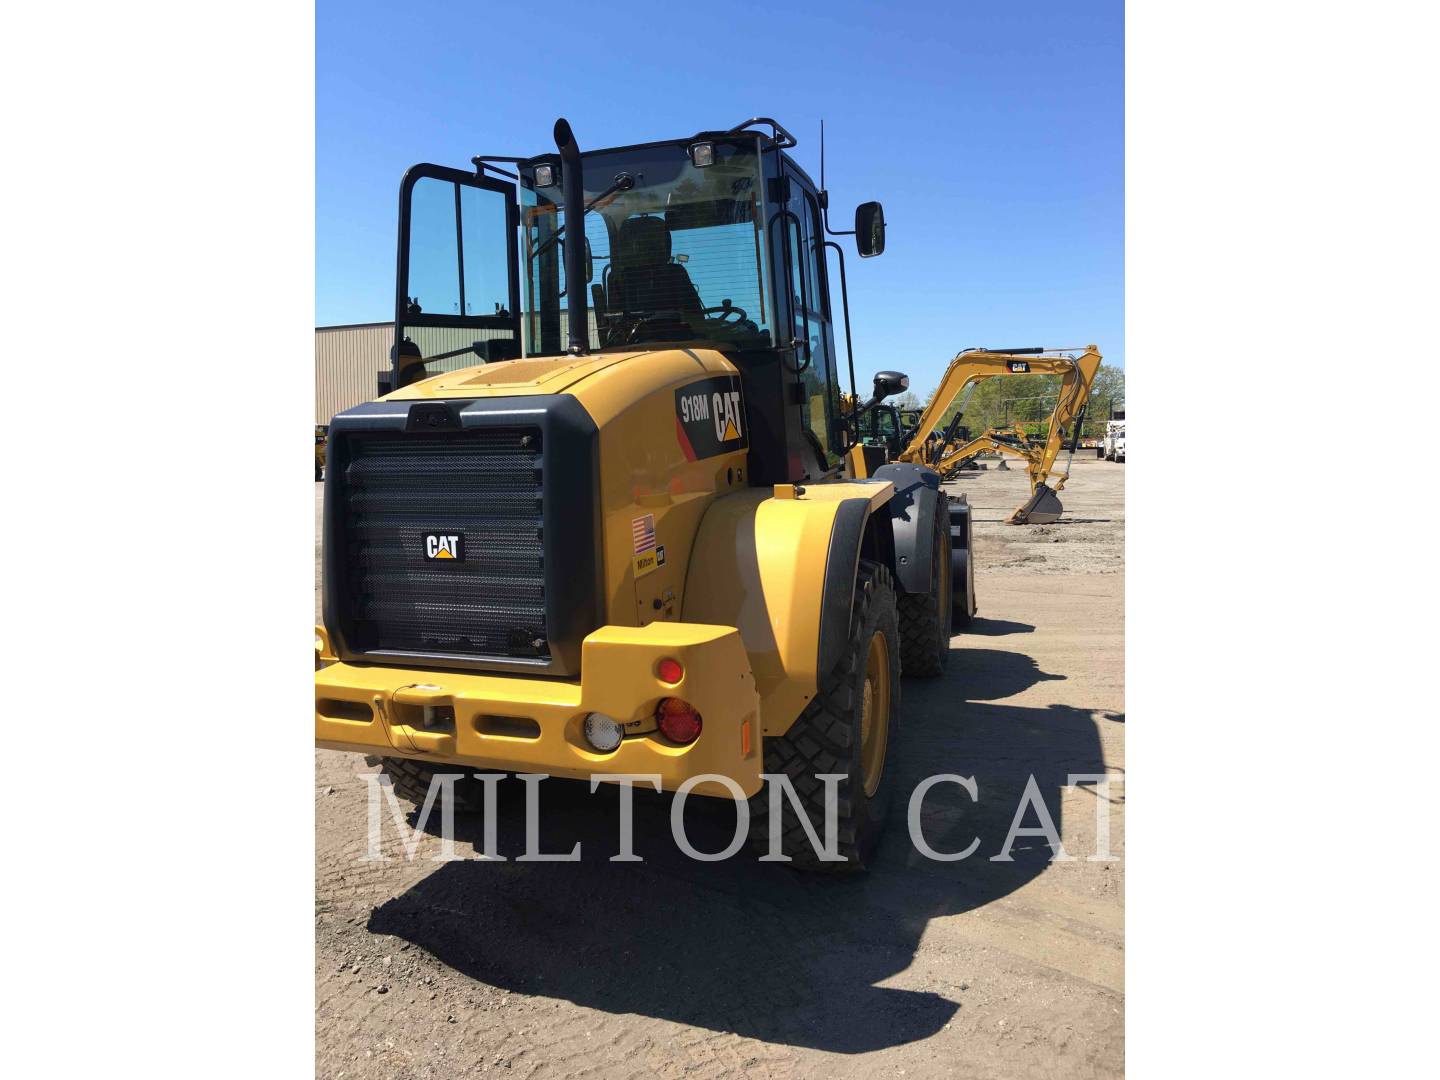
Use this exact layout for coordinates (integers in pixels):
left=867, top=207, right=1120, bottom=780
left=317, top=0, right=1123, bottom=395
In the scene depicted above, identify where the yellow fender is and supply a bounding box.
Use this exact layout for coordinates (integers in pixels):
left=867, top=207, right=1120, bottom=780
left=682, top=481, right=893, bottom=736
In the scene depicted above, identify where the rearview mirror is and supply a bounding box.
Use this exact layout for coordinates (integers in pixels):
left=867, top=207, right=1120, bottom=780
left=856, top=201, right=886, bottom=257
left=871, top=370, right=909, bottom=402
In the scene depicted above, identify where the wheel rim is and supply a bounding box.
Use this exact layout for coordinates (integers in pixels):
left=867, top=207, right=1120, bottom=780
left=859, top=630, right=891, bottom=797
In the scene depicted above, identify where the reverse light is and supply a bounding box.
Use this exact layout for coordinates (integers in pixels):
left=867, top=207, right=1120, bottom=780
left=657, top=657, right=684, bottom=685
left=657, top=698, right=702, bottom=745
left=583, top=712, right=624, bottom=753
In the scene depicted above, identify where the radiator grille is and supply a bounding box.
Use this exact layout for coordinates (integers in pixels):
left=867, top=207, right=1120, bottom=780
left=337, top=428, right=548, bottom=660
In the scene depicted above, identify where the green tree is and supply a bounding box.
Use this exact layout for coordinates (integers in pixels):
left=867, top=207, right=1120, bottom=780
left=1087, top=364, right=1126, bottom=430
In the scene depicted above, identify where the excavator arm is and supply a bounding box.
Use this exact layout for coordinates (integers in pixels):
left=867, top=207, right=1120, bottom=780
left=900, top=346, right=1103, bottom=524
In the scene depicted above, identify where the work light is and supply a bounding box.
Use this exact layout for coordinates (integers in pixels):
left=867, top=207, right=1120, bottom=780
left=689, top=142, right=715, bottom=167
left=534, top=164, right=557, bottom=187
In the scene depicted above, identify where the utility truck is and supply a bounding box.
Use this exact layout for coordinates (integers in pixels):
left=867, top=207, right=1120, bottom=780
left=1106, top=419, right=1126, bottom=462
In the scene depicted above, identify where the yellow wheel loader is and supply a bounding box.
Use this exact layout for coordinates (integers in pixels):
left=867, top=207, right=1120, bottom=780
left=315, top=118, right=976, bottom=871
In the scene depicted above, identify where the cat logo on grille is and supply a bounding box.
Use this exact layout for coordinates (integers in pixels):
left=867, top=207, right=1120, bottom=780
left=424, top=533, right=465, bottom=561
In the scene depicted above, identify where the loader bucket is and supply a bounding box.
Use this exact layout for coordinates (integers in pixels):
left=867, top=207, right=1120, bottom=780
left=1008, top=483, right=1064, bottom=525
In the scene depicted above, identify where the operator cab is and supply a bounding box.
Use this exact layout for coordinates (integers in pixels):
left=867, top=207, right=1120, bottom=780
left=389, top=118, right=889, bottom=486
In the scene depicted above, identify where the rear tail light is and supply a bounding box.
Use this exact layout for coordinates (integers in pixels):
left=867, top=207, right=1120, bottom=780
left=656, top=698, right=702, bottom=745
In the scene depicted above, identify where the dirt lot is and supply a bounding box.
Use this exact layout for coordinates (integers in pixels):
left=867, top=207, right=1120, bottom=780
left=315, top=453, right=1125, bottom=1078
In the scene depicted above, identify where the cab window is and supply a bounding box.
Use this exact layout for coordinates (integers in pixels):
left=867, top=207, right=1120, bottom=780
left=784, top=179, right=839, bottom=462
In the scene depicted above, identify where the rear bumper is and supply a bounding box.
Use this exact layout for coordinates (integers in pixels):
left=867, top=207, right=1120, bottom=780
left=315, top=621, right=762, bottom=798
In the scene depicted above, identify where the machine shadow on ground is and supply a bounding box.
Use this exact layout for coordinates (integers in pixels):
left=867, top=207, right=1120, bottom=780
left=367, top=646, right=1106, bottom=1055
left=964, top=617, right=1037, bottom=637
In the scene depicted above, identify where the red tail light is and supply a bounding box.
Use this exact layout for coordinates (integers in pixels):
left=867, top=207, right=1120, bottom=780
left=656, top=698, right=702, bottom=745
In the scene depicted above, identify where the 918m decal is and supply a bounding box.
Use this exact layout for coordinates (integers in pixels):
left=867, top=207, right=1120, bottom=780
left=675, top=375, right=747, bottom=461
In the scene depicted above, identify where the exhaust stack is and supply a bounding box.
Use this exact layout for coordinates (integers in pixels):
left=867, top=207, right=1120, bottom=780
left=553, top=118, right=588, bottom=355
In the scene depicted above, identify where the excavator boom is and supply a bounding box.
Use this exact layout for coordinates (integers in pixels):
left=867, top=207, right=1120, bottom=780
left=899, top=346, right=1103, bottom=524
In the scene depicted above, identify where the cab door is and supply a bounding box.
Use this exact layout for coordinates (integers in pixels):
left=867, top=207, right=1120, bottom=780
left=777, top=162, right=842, bottom=466
left=391, top=164, right=520, bottom=389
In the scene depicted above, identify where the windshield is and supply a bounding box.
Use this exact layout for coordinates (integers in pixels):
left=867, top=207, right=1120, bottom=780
left=521, top=140, right=773, bottom=354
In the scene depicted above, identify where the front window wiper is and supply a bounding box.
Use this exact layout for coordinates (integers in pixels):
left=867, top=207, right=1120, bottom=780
left=528, top=172, right=636, bottom=262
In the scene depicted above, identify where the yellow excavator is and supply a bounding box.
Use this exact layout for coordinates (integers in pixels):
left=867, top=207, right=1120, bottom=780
left=849, top=346, right=1102, bottom=524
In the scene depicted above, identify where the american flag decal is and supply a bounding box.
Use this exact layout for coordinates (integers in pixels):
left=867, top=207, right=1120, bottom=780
left=632, top=514, right=656, bottom=554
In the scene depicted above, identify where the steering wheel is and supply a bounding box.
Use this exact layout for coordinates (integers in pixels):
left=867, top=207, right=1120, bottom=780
left=606, top=303, right=755, bottom=347
left=605, top=308, right=693, bottom=346
left=702, top=302, right=748, bottom=325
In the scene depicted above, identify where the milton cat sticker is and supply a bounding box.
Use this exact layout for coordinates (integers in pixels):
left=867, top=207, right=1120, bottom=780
left=675, top=375, right=747, bottom=461
left=631, top=514, right=658, bottom=578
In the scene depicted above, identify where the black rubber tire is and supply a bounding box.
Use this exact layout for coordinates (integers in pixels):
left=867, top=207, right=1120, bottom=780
left=363, top=756, right=490, bottom=811
left=897, top=500, right=952, bottom=677
left=747, top=560, right=901, bottom=872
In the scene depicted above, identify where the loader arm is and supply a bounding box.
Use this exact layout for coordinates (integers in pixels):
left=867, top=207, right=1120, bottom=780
left=899, top=346, right=1103, bottom=524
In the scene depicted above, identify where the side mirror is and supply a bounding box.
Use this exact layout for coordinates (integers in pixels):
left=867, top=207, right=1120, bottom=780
left=856, top=201, right=886, bottom=257
left=871, top=370, right=909, bottom=403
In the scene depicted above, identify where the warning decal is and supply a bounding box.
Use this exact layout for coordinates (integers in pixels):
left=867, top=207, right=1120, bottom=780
left=675, top=375, right=748, bottom=462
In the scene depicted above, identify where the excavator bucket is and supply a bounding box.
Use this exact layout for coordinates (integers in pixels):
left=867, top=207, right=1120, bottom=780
left=1008, top=483, right=1064, bottom=525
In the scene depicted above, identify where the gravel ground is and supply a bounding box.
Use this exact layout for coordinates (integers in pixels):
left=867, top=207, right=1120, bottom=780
left=315, top=452, right=1125, bottom=1078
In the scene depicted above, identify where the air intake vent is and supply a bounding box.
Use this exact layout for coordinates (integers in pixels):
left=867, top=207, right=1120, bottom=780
left=337, top=427, right=547, bottom=660
left=322, top=395, right=600, bottom=676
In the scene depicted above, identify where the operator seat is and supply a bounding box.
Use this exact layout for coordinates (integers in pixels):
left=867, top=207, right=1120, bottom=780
left=607, top=215, right=703, bottom=318
left=394, top=337, right=429, bottom=388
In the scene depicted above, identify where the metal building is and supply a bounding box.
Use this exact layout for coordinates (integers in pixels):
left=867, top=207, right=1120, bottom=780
left=315, top=322, right=392, bottom=423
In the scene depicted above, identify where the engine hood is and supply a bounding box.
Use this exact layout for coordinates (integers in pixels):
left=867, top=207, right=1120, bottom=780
left=383, top=347, right=740, bottom=427
left=385, top=352, right=642, bottom=398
